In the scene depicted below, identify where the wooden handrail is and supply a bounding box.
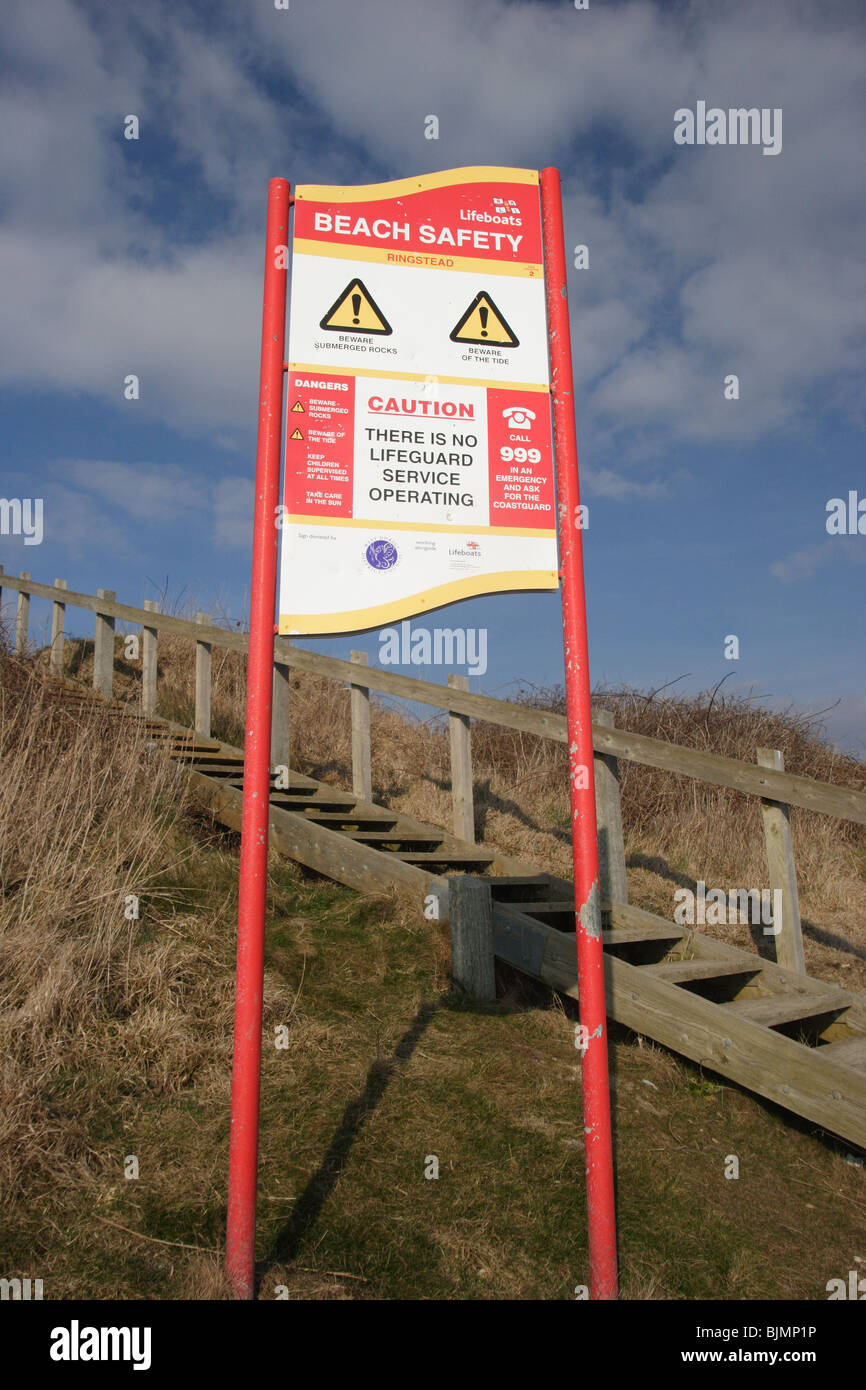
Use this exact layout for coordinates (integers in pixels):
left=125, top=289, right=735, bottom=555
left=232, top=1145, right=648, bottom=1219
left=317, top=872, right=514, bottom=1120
left=2, top=569, right=864, bottom=824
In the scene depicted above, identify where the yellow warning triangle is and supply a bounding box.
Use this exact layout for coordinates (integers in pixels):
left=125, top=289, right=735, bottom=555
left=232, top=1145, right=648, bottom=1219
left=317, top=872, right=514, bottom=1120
left=319, top=278, right=392, bottom=335
left=450, top=291, right=518, bottom=347
left=290, top=427, right=304, bottom=440
left=291, top=400, right=305, bottom=412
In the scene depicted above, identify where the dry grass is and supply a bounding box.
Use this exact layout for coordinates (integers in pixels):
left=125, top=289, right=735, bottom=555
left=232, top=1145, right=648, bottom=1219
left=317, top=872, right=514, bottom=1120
left=3, top=621, right=864, bottom=1300
left=0, top=643, right=244, bottom=1290
left=60, top=621, right=866, bottom=987
left=279, top=668, right=866, bottom=994
left=0, top=651, right=192, bottom=1198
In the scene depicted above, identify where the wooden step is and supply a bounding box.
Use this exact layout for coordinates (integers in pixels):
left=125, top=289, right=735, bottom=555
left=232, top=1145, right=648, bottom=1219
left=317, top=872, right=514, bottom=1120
left=517, top=900, right=575, bottom=916
left=818, top=1035, right=866, bottom=1071
left=342, top=830, right=446, bottom=845
left=185, top=761, right=246, bottom=776
left=516, top=905, right=685, bottom=952
left=644, top=959, right=761, bottom=986
left=181, top=754, right=245, bottom=765
left=176, top=750, right=239, bottom=761
left=488, top=876, right=553, bottom=902
left=723, top=990, right=851, bottom=1028
left=111, top=699, right=866, bottom=1151
left=302, top=810, right=399, bottom=827
left=270, top=794, right=359, bottom=811
left=602, top=924, right=684, bottom=947
left=395, top=850, right=495, bottom=865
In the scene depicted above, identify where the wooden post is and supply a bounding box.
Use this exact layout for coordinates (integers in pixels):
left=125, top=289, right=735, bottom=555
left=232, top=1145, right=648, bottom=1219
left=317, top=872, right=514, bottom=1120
left=757, top=747, right=805, bottom=974
left=449, top=875, right=496, bottom=1000
left=50, top=579, right=67, bottom=675
left=195, top=612, right=212, bottom=740
left=93, top=589, right=116, bottom=698
left=593, top=707, right=628, bottom=904
left=448, top=673, right=475, bottom=843
left=350, top=650, right=372, bottom=802
left=271, top=659, right=290, bottom=773
left=15, top=572, right=30, bottom=656
left=0, top=563, right=4, bottom=620
left=142, top=600, right=158, bottom=715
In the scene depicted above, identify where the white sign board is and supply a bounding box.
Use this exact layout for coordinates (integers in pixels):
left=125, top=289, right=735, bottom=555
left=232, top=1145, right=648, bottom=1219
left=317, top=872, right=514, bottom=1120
left=278, top=166, right=557, bottom=635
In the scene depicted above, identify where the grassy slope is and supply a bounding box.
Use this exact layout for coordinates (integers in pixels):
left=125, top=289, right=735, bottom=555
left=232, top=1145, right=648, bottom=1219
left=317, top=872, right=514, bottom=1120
left=2, top=637, right=865, bottom=1299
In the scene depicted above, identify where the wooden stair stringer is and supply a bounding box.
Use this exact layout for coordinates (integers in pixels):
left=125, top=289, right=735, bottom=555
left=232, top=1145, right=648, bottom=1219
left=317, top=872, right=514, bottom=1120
left=495, top=900, right=866, bottom=1150
left=188, top=768, right=448, bottom=907
left=50, top=690, right=866, bottom=1151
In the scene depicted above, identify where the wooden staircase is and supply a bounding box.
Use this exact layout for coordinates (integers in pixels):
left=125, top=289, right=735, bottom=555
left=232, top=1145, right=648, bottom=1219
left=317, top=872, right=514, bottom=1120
left=51, top=685, right=866, bottom=1151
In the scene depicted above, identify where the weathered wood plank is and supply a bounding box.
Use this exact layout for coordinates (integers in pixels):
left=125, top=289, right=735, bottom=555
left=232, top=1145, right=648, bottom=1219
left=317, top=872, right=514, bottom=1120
left=342, top=830, right=445, bottom=844
left=187, top=767, right=442, bottom=907
left=724, top=992, right=851, bottom=1027
left=448, top=673, right=475, bottom=843
left=15, top=572, right=30, bottom=654
left=45, top=687, right=866, bottom=1148
left=396, top=850, right=495, bottom=865
left=644, top=959, right=761, bottom=985
left=50, top=579, right=67, bottom=675
left=350, top=650, right=372, bottom=802
left=524, top=908, right=866, bottom=1148
left=758, top=747, right=806, bottom=974
left=449, top=876, right=496, bottom=1001
left=820, top=1036, right=866, bottom=1071
left=195, top=612, right=212, bottom=740
left=93, top=589, right=115, bottom=698
left=593, top=707, right=628, bottom=903
left=607, top=901, right=866, bottom=1031
left=142, top=600, right=158, bottom=716
left=602, top=924, right=683, bottom=947
left=271, top=659, right=290, bottom=773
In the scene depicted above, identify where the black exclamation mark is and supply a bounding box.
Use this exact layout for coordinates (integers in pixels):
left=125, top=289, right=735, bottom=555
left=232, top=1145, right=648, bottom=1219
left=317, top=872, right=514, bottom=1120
left=352, top=292, right=361, bottom=325
left=479, top=305, right=488, bottom=337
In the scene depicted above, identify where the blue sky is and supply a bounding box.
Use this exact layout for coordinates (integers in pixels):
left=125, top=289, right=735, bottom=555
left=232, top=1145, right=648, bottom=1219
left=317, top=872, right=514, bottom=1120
left=1, top=0, right=864, bottom=750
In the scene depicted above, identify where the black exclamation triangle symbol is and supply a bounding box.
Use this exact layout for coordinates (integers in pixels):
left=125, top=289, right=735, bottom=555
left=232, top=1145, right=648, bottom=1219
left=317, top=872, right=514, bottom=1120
left=351, top=292, right=361, bottom=325
left=479, top=306, right=489, bottom=338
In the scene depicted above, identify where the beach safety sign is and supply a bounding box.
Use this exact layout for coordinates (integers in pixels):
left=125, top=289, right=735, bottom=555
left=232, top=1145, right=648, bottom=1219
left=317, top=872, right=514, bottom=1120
left=278, top=167, right=557, bottom=635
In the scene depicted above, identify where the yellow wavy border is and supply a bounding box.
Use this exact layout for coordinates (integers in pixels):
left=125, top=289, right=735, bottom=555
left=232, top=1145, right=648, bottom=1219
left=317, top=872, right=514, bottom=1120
left=279, top=569, right=558, bottom=635
left=288, top=361, right=550, bottom=393
left=287, top=515, right=555, bottom=538
left=295, top=167, right=539, bottom=202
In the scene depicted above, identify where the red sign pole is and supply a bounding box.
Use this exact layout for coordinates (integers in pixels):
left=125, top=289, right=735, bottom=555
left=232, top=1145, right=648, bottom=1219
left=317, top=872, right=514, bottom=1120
left=225, top=176, right=291, bottom=1300
left=539, top=167, right=618, bottom=1300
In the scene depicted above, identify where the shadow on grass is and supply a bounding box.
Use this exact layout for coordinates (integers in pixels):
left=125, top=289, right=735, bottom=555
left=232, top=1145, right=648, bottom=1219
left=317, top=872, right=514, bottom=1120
left=262, top=996, right=439, bottom=1284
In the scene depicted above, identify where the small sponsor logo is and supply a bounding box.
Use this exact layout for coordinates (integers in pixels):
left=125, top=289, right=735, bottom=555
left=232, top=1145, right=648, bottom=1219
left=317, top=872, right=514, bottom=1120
left=364, top=539, right=398, bottom=571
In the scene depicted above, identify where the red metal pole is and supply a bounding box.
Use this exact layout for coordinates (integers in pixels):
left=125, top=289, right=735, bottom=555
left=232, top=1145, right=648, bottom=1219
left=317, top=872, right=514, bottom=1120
left=225, top=176, right=290, bottom=1299
left=539, top=167, right=618, bottom=1300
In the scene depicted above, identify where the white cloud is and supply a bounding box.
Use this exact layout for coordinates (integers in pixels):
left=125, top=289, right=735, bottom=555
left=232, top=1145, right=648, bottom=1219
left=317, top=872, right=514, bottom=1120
left=0, top=0, right=863, bottom=465
left=582, top=467, right=666, bottom=501
left=770, top=542, right=834, bottom=584
left=770, top=535, right=865, bottom=583
left=58, top=459, right=204, bottom=521
left=44, top=459, right=254, bottom=553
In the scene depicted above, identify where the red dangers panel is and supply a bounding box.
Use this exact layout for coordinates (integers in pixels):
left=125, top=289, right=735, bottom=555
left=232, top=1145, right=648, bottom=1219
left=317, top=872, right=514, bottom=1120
left=486, top=388, right=555, bottom=527
left=285, top=374, right=355, bottom=517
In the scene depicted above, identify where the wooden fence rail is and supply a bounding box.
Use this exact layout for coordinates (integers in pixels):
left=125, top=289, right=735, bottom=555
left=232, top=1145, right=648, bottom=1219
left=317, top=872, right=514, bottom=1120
left=3, top=567, right=866, bottom=979
left=3, top=569, right=862, bottom=821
